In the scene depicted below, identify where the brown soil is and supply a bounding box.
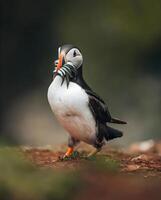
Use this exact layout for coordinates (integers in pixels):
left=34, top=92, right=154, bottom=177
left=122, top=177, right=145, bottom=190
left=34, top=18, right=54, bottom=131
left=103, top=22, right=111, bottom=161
left=23, top=141, right=161, bottom=200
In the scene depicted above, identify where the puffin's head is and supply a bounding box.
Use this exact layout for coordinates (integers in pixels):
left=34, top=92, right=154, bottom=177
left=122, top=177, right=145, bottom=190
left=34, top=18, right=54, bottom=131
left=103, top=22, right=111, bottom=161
left=54, top=44, right=83, bottom=72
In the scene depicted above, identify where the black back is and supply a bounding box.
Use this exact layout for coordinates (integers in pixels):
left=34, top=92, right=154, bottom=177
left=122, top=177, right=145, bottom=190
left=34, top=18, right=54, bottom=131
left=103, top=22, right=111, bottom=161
left=73, top=66, right=112, bottom=123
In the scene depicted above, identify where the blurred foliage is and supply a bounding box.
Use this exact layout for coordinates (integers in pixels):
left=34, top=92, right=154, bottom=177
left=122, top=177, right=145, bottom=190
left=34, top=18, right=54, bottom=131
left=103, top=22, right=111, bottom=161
left=0, top=147, right=81, bottom=200
left=87, top=155, right=120, bottom=173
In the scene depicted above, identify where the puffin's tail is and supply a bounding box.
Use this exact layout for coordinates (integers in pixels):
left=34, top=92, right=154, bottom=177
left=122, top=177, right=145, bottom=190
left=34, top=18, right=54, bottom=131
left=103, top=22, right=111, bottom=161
left=110, top=118, right=127, bottom=125
left=104, top=126, right=123, bottom=141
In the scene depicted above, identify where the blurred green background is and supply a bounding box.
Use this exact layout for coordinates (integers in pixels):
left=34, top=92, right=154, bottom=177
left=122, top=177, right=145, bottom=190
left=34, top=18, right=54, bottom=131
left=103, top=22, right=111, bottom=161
left=1, top=0, right=161, bottom=146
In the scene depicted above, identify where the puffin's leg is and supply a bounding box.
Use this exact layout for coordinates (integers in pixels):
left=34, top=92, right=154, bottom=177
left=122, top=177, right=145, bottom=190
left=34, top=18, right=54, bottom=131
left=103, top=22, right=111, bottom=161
left=64, top=147, right=74, bottom=158
left=87, top=147, right=101, bottom=157
left=88, top=124, right=104, bottom=157
left=63, top=136, right=79, bottom=158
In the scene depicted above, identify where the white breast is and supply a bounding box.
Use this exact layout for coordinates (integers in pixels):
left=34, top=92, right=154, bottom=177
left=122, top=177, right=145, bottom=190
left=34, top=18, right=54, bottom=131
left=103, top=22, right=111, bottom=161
left=47, top=76, right=96, bottom=144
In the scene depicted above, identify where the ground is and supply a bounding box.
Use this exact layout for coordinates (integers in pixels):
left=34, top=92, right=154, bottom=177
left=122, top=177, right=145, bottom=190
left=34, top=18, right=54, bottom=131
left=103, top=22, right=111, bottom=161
left=1, top=140, right=161, bottom=199
left=21, top=140, right=161, bottom=200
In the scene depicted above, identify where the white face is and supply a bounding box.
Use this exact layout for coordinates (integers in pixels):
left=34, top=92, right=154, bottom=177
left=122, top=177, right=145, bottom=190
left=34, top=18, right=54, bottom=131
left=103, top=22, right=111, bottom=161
left=64, top=48, right=83, bottom=68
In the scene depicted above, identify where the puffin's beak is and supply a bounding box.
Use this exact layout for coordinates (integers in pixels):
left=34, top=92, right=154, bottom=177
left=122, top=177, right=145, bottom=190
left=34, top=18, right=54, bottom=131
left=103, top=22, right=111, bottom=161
left=56, top=54, right=63, bottom=72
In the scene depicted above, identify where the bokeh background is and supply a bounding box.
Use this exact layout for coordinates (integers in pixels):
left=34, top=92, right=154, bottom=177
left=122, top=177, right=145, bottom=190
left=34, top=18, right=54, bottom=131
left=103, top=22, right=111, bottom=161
left=1, top=0, right=161, bottom=146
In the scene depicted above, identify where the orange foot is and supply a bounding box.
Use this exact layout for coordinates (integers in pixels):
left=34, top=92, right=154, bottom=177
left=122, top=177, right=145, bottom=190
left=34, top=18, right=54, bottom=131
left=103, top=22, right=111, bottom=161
left=63, top=147, right=74, bottom=159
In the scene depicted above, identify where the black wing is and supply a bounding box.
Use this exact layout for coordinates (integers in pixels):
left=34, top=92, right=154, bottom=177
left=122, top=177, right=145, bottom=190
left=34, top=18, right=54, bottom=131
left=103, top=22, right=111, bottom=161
left=73, top=67, right=127, bottom=124
left=72, top=68, right=112, bottom=123
left=87, top=89, right=127, bottom=124
left=86, top=89, right=112, bottom=123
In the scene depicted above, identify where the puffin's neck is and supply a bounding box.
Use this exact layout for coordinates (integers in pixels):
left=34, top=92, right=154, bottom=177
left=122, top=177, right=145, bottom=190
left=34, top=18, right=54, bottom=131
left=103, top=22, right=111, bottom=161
left=77, top=66, right=83, bottom=79
left=75, top=65, right=91, bottom=90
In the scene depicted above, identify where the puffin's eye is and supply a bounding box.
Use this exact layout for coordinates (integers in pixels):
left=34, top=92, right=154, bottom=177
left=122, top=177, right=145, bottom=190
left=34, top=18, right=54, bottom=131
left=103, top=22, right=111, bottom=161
left=73, top=50, right=77, bottom=57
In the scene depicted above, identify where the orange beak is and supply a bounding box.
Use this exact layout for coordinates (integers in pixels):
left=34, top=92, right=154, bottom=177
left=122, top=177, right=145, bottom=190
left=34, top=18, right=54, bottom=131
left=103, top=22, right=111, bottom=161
left=56, top=54, right=63, bottom=72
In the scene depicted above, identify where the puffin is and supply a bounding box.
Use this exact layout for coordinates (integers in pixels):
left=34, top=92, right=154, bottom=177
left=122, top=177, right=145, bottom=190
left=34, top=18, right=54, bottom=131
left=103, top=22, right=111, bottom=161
left=48, top=44, right=126, bottom=158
